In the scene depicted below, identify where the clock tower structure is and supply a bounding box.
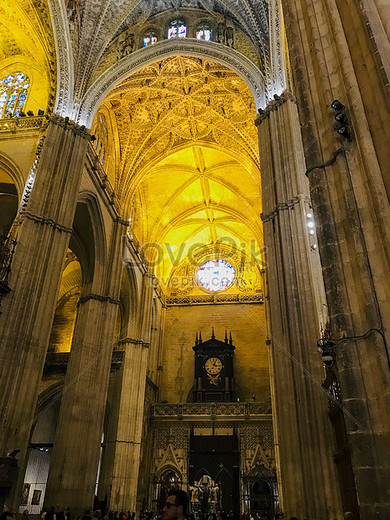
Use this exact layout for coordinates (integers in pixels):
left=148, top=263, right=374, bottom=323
left=192, top=329, right=235, bottom=402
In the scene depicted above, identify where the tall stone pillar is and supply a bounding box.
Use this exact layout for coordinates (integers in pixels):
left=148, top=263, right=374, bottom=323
left=256, top=93, right=342, bottom=519
left=280, top=1, right=390, bottom=517
left=44, top=221, right=124, bottom=515
left=107, top=272, right=154, bottom=512
left=0, top=115, right=90, bottom=507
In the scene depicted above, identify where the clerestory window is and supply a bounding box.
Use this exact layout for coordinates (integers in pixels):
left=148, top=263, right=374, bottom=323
left=143, top=34, right=158, bottom=47
left=168, top=20, right=186, bottom=39
left=196, top=25, right=212, bottom=41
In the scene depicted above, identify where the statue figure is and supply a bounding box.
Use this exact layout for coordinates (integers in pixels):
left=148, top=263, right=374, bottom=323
left=190, top=483, right=199, bottom=503
left=117, top=32, right=135, bottom=60
left=210, top=482, right=219, bottom=503
left=216, top=23, right=226, bottom=44
left=67, top=0, right=78, bottom=31
left=226, top=26, right=234, bottom=47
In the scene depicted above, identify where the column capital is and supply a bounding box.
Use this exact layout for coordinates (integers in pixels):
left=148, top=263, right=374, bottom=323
left=255, top=91, right=296, bottom=126
left=143, top=272, right=155, bottom=279
left=48, top=113, right=93, bottom=140
left=116, top=216, right=129, bottom=227
left=118, top=338, right=150, bottom=348
left=77, top=293, right=120, bottom=307
left=15, top=211, right=74, bottom=234
left=261, top=194, right=311, bottom=222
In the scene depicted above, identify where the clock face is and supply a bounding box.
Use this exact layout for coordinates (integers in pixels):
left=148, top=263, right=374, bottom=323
left=205, top=357, right=223, bottom=375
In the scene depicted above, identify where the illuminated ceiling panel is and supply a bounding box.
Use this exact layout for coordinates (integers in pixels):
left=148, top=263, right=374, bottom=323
left=0, top=0, right=55, bottom=114
left=97, top=55, right=263, bottom=291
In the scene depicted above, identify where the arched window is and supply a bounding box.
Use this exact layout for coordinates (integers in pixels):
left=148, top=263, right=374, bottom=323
left=93, top=113, right=109, bottom=165
left=167, top=20, right=186, bottom=39
left=143, top=33, right=158, bottom=47
left=196, top=24, right=212, bottom=41
left=0, top=72, right=30, bottom=118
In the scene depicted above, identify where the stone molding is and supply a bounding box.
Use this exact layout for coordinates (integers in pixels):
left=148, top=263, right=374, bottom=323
left=48, top=0, right=74, bottom=117
left=17, top=211, right=74, bottom=234
left=261, top=193, right=311, bottom=222
left=116, top=217, right=128, bottom=227
left=77, top=293, right=121, bottom=307
left=268, top=0, right=287, bottom=95
left=18, top=135, right=46, bottom=210
left=255, top=90, right=296, bottom=126
left=78, top=38, right=267, bottom=127
left=106, top=439, right=141, bottom=445
left=48, top=113, right=91, bottom=139
left=43, top=350, right=124, bottom=375
left=0, top=116, right=47, bottom=133
left=86, top=144, right=122, bottom=219
left=118, top=338, right=151, bottom=348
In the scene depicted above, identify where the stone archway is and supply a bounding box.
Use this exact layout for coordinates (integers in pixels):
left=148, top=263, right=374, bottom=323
left=77, top=38, right=267, bottom=128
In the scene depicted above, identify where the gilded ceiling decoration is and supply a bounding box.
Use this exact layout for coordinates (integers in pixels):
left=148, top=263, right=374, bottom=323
left=0, top=0, right=57, bottom=112
left=103, top=55, right=260, bottom=201
left=94, top=55, right=262, bottom=291
left=64, top=0, right=269, bottom=102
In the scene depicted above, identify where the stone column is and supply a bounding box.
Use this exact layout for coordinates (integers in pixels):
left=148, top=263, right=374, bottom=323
left=280, top=1, right=390, bottom=517
left=256, top=93, right=341, bottom=519
left=0, top=115, right=90, bottom=507
left=107, top=272, right=155, bottom=512
left=44, top=221, right=124, bottom=515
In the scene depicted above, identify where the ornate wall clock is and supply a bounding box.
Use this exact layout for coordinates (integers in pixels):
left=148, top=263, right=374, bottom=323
left=192, top=329, right=235, bottom=402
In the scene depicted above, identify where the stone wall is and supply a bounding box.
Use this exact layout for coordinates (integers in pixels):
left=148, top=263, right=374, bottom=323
left=160, top=303, right=270, bottom=403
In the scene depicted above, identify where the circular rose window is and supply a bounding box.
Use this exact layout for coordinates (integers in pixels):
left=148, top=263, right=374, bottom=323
left=196, top=259, right=235, bottom=292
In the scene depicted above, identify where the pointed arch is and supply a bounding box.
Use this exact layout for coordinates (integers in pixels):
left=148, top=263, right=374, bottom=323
left=71, top=191, right=107, bottom=292
left=78, top=38, right=266, bottom=127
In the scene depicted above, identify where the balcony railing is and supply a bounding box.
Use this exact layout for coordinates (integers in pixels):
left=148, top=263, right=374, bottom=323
left=152, top=401, right=272, bottom=418
left=0, top=116, right=46, bottom=133
left=166, top=293, right=264, bottom=306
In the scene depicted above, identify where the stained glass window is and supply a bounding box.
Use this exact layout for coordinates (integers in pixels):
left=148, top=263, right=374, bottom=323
left=168, top=20, right=186, bottom=39
left=196, top=27, right=212, bottom=41
left=197, top=259, right=235, bottom=292
left=143, top=34, right=157, bottom=47
left=0, top=72, right=30, bottom=118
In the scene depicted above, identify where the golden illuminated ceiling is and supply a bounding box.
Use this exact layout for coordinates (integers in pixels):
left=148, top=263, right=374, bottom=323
left=0, top=0, right=56, bottom=113
left=102, top=56, right=260, bottom=202
left=96, top=55, right=263, bottom=292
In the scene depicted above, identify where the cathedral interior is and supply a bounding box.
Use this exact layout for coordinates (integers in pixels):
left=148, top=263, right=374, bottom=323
left=0, top=1, right=389, bottom=519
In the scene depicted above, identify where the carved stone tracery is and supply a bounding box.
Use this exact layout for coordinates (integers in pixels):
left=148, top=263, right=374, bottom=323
left=89, top=53, right=261, bottom=200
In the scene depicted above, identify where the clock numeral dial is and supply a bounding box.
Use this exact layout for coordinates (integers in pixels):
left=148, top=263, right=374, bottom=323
left=205, top=357, right=223, bottom=375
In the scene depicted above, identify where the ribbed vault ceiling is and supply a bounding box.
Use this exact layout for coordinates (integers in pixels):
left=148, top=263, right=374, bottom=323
left=0, top=0, right=53, bottom=80
left=68, top=0, right=269, bottom=100
left=103, top=55, right=260, bottom=202
left=0, top=0, right=56, bottom=116
left=97, top=55, right=262, bottom=288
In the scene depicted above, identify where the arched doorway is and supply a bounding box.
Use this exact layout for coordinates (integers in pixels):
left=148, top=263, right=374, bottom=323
left=156, top=469, right=182, bottom=512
